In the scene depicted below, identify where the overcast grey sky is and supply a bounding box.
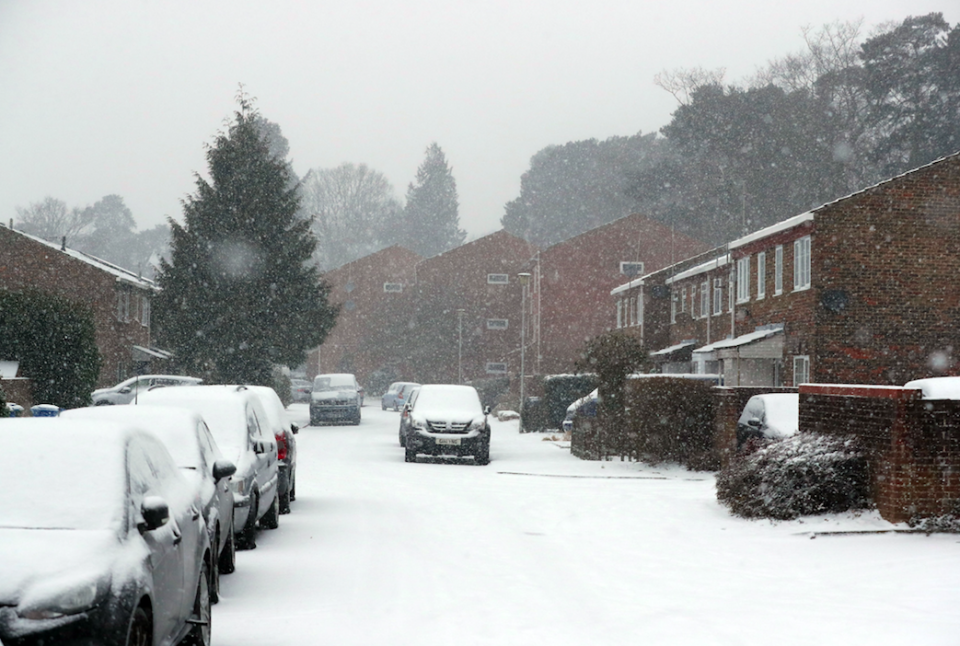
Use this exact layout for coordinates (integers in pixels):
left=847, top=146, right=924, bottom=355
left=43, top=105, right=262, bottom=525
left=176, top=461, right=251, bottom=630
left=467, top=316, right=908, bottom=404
left=1, top=0, right=953, bottom=240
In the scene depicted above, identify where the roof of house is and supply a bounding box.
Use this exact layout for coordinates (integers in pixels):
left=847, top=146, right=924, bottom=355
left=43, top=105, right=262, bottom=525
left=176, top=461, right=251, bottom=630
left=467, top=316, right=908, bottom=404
left=4, top=225, right=156, bottom=290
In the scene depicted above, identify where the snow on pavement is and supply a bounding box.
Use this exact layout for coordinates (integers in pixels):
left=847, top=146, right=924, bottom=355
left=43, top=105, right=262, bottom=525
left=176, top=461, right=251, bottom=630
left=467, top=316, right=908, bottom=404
left=212, top=404, right=960, bottom=645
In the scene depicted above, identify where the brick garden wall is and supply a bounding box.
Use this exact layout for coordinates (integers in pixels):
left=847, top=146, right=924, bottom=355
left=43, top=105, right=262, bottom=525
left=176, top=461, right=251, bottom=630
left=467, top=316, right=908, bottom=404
left=800, top=384, right=960, bottom=523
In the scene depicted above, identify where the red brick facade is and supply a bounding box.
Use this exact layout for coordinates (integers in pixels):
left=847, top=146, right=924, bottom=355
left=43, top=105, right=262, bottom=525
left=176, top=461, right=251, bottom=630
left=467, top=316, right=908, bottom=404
left=618, top=153, right=960, bottom=388
left=0, top=225, right=157, bottom=388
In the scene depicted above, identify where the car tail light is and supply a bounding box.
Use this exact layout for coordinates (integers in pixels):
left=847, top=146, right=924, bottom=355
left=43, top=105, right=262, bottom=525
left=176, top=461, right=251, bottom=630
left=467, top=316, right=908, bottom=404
left=276, top=433, right=288, bottom=460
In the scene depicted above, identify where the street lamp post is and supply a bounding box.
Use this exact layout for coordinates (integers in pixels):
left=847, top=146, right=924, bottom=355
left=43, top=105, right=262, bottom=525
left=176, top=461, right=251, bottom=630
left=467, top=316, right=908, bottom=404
left=518, top=272, right=531, bottom=432
left=457, top=308, right=465, bottom=384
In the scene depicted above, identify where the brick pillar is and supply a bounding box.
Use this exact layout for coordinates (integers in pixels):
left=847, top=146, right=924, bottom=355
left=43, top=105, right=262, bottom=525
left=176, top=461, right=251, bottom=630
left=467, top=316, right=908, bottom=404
left=714, top=389, right=740, bottom=470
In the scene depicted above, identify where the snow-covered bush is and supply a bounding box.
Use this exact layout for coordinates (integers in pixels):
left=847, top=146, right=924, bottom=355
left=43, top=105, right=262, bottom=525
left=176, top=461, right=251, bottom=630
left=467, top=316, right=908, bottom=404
left=716, top=432, right=870, bottom=520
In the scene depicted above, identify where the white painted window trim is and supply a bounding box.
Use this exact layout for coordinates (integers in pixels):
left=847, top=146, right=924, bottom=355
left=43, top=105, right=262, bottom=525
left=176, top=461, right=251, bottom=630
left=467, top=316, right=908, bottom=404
left=700, top=281, right=709, bottom=319
left=485, top=361, right=508, bottom=374
left=756, top=251, right=766, bottom=300
left=793, top=355, right=810, bottom=386
left=487, top=273, right=509, bottom=285
left=794, top=236, right=811, bottom=291
left=671, top=292, right=677, bottom=324
left=140, top=296, right=150, bottom=328
left=774, top=245, right=783, bottom=295
left=736, top=256, right=751, bottom=303
left=681, top=286, right=687, bottom=313
left=713, top=278, right=723, bottom=316
left=616, top=300, right=623, bottom=328
left=486, top=318, right=509, bottom=330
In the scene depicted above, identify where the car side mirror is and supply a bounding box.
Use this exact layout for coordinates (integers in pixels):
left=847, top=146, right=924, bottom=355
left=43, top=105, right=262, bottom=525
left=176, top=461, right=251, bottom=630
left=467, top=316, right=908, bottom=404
left=213, top=459, right=236, bottom=482
left=119, top=387, right=131, bottom=394
left=139, top=496, right=169, bottom=532
left=747, top=419, right=762, bottom=429
left=290, top=423, right=299, bottom=435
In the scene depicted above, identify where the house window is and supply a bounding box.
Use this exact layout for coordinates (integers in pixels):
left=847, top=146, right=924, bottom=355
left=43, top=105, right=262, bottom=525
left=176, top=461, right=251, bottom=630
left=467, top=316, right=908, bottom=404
left=636, top=295, right=643, bottom=326
left=140, top=296, right=151, bottom=328
left=757, top=252, right=766, bottom=299
left=627, top=297, right=635, bottom=326
left=383, top=282, right=403, bottom=293
left=487, top=273, right=509, bottom=285
left=690, top=285, right=696, bottom=317
left=713, top=278, right=723, bottom=316
left=681, top=286, right=687, bottom=313
left=736, top=256, right=751, bottom=303
left=116, top=291, right=130, bottom=323
left=616, top=300, right=623, bottom=328
left=671, top=291, right=677, bottom=324
left=775, top=245, right=783, bottom=295
left=729, top=271, right=735, bottom=311
left=486, top=318, right=508, bottom=330
left=485, top=362, right=507, bottom=374
left=700, top=281, right=709, bottom=319
left=620, top=261, right=644, bottom=276
left=794, top=236, right=811, bottom=290
left=793, top=355, right=810, bottom=386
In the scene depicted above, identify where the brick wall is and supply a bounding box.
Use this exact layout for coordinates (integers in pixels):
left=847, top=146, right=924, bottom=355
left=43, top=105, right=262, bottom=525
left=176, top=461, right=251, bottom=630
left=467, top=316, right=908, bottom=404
left=800, top=383, right=960, bottom=522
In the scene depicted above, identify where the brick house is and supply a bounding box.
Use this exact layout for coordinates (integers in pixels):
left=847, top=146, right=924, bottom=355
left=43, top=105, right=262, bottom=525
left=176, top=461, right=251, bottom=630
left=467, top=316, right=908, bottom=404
left=307, top=245, right=421, bottom=383
left=0, top=224, right=162, bottom=388
left=410, top=230, right=539, bottom=385
left=614, top=152, right=960, bottom=388
left=530, top=213, right=708, bottom=376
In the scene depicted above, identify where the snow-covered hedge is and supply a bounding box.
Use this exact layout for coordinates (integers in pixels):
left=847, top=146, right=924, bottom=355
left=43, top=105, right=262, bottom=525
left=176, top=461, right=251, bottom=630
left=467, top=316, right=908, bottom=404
left=716, top=432, right=870, bottom=520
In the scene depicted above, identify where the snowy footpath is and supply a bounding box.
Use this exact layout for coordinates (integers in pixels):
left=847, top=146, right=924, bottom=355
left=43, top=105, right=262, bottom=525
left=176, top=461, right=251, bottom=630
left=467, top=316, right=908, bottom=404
left=213, top=404, right=960, bottom=645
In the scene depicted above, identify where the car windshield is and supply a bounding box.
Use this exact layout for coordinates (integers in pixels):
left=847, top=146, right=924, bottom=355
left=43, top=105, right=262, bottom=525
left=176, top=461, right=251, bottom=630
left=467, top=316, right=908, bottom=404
left=314, top=375, right=355, bottom=391
left=0, top=422, right=125, bottom=530
left=414, top=386, right=482, bottom=416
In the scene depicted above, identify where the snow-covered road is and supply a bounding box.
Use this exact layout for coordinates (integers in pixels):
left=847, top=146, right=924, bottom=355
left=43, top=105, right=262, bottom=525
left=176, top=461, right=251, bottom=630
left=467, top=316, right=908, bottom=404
left=213, top=404, right=960, bottom=645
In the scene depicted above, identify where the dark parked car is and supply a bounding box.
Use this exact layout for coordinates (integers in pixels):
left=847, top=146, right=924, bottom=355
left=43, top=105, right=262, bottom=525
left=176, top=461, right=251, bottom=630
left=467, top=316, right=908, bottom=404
left=0, top=418, right=211, bottom=646
left=736, top=393, right=799, bottom=448
left=244, top=385, right=298, bottom=514
left=290, top=378, right=312, bottom=403
left=90, top=374, right=202, bottom=405
left=382, top=382, right=421, bottom=411
left=138, top=385, right=281, bottom=550
left=62, top=405, right=238, bottom=603
left=403, top=384, right=491, bottom=465
left=310, top=373, right=362, bottom=426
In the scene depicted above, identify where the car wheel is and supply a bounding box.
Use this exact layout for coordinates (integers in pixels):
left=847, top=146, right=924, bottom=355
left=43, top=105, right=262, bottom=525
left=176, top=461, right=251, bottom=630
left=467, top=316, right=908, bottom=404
left=382, top=403, right=387, bottom=410
left=475, top=440, right=491, bottom=466
left=125, top=604, right=151, bottom=646
left=236, top=492, right=258, bottom=550
left=208, top=544, right=220, bottom=604
left=218, top=525, right=236, bottom=574
left=404, top=445, right=417, bottom=463
left=353, top=410, right=362, bottom=425
left=182, top=560, right=211, bottom=646
left=280, top=487, right=291, bottom=515
left=261, top=492, right=280, bottom=530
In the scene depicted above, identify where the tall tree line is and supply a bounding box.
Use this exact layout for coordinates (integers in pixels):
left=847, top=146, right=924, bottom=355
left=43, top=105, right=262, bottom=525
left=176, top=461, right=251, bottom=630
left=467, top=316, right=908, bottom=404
left=503, top=13, right=960, bottom=247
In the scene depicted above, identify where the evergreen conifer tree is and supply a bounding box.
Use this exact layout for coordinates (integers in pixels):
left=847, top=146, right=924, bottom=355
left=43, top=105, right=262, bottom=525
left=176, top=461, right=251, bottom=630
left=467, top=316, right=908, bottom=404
left=400, top=143, right=465, bottom=257
left=155, top=94, right=338, bottom=385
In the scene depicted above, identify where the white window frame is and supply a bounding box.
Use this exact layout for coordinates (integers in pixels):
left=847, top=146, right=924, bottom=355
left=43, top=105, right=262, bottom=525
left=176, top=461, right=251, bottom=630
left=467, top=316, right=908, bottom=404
left=636, top=295, right=643, bottom=326
left=616, top=299, right=623, bottom=328
left=681, top=286, right=687, bottom=313
left=690, top=284, right=696, bottom=316
left=793, top=355, right=810, bottom=386
left=671, top=291, right=677, bottom=324
left=383, top=282, right=403, bottom=293
left=713, top=278, right=723, bottom=316
left=736, top=256, right=751, bottom=303
left=700, top=281, right=709, bottom=319
left=116, top=291, right=130, bottom=323
left=756, top=251, right=766, bottom=300
left=620, top=261, right=644, bottom=276
left=794, top=236, right=811, bottom=291
left=774, top=245, right=783, bottom=295
left=140, top=296, right=150, bottom=328
left=729, top=271, right=735, bottom=311
left=486, top=318, right=509, bottom=330
left=487, top=273, right=509, bottom=285
left=485, top=362, right=507, bottom=374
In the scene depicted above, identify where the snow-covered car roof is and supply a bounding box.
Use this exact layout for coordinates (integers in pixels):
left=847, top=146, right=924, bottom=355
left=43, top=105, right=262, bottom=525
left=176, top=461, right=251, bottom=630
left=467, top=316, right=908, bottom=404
left=904, top=376, right=960, bottom=400
left=237, top=385, right=286, bottom=433
left=314, top=374, right=357, bottom=390
left=61, top=405, right=209, bottom=470
left=742, top=393, right=799, bottom=440
left=0, top=419, right=142, bottom=530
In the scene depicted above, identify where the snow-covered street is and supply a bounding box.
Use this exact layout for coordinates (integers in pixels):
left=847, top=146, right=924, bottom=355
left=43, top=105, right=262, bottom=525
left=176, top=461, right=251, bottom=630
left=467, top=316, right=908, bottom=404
left=213, top=404, right=960, bottom=646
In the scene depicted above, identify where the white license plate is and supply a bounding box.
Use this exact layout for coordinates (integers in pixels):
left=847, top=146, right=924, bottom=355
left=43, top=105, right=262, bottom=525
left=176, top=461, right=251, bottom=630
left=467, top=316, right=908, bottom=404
left=436, top=437, right=461, bottom=446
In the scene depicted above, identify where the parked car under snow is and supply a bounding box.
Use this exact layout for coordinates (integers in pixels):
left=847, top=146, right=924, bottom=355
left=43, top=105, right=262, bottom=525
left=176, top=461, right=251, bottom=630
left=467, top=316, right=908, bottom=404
left=736, top=393, right=799, bottom=448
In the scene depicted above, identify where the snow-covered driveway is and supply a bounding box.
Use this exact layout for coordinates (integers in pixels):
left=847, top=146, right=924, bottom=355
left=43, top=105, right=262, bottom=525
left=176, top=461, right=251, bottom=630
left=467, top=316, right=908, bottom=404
left=213, top=404, right=959, bottom=645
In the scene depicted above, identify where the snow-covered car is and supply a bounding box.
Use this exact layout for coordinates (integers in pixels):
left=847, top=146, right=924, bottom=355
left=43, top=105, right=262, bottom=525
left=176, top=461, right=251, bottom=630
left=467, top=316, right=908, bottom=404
left=562, top=388, right=599, bottom=431
left=61, top=404, right=238, bottom=602
left=90, top=374, right=202, bottom=405
left=242, top=385, right=298, bottom=514
left=137, top=385, right=281, bottom=550
left=381, top=381, right=421, bottom=411
left=403, top=384, right=491, bottom=465
left=398, top=386, right=422, bottom=447
left=0, top=418, right=211, bottom=646
left=290, top=378, right=312, bottom=403
left=310, top=373, right=362, bottom=426
left=736, top=393, right=799, bottom=448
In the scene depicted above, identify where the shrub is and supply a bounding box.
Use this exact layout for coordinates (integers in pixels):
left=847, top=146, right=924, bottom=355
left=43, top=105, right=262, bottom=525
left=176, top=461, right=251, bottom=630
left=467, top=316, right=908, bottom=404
left=629, top=377, right=717, bottom=469
left=0, top=289, right=101, bottom=408
left=273, top=371, right=293, bottom=407
left=521, top=396, right=549, bottom=432
left=542, top=374, right=598, bottom=430
left=470, top=376, right=510, bottom=411
left=716, top=432, right=870, bottom=520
